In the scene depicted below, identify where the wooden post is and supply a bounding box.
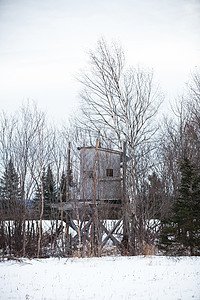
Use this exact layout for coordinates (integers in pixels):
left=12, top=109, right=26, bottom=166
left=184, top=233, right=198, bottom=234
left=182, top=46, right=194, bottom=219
left=66, top=141, right=71, bottom=202
left=92, top=139, right=101, bottom=256
left=65, top=141, right=71, bottom=255
left=82, top=146, right=87, bottom=257
left=37, top=130, right=44, bottom=259
left=122, top=141, right=129, bottom=255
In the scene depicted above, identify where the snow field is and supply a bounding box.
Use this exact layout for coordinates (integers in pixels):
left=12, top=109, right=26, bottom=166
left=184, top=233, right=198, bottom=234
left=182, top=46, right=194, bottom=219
left=0, top=256, right=199, bottom=300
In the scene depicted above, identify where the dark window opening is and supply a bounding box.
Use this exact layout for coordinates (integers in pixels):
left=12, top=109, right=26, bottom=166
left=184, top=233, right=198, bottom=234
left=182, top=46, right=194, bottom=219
left=106, top=168, right=113, bottom=177
left=87, top=171, right=94, bottom=178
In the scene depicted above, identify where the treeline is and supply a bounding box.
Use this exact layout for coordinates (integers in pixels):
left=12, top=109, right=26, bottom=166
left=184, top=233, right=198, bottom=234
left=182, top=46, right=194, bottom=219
left=0, top=104, right=79, bottom=257
left=0, top=39, right=199, bottom=258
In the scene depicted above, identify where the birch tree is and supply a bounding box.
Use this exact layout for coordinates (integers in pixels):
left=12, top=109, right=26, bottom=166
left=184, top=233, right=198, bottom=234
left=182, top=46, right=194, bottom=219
left=78, top=39, right=163, bottom=254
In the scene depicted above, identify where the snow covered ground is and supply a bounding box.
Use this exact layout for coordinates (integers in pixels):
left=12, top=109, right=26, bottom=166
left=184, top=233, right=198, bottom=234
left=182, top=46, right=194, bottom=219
left=0, top=256, right=199, bottom=300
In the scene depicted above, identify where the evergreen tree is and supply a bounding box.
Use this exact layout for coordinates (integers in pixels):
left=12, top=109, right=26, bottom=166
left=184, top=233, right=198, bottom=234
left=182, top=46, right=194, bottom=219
left=59, top=168, right=73, bottom=202
left=33, top=165, right=57, bottom=219
left=43, top=164, right=57, bottom=219
left=60, top=171, right=67, bottom=202
left=158, top=158, right=200, bottom=255
left=32, top=168, right=46, bottom=218
left=0, top=159, right=23, bottom=253
left=0, top=159, right=21, bottom=216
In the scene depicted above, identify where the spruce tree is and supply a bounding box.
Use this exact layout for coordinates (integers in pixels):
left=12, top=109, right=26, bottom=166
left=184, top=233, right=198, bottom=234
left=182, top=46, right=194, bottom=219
left=60, top=171, right=67, bottom=202
left=0, top=159, right=21, bottom=217
left=33, top=165, right=57, bottom=219
left=32, top=168, right=46, bottom=218
left=0, top=159, right=23, bottom=253
left=43, top=165, right=57, bottom=219
left=158, top=157, right=200, bottom=255
left=59, top=168, right=73, bottom=202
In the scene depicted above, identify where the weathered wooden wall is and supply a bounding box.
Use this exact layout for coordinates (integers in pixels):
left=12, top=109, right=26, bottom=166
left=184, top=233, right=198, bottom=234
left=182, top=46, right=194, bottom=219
left=79, top=147, right=121, bottom=202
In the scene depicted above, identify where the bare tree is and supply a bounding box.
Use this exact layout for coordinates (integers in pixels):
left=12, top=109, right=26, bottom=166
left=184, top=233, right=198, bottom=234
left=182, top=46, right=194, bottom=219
left=155, top=69, right=200, bottom=221
left=37, top=114, right=45, bottom=258
left=78, top=39, right=163, bottom=254
left=14, top=103, right=46, bottom=257
left=0, top=103, right=48, bottom=257
left=0, top=112, right=17, bottom=170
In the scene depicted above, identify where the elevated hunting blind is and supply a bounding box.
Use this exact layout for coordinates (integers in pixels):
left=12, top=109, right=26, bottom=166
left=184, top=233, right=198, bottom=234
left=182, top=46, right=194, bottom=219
left=52, top=142, right=129, bottom=255
left=78, top=146, right=122, bottom=203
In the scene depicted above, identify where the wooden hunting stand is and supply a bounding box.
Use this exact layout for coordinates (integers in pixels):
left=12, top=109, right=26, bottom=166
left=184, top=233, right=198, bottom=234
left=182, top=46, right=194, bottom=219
left=54, top=141, right=129, bottom=256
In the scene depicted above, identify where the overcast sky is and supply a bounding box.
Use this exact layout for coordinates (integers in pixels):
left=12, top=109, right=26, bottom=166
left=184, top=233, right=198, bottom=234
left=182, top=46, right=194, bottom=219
left=0, top=0, right=199, bottom=122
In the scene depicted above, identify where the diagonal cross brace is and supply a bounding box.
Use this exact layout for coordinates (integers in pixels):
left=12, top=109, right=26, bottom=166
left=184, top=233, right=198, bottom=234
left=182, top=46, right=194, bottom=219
left=100, top=217, right=123, bottom=250
left=71, top=218, right=92, bottom=245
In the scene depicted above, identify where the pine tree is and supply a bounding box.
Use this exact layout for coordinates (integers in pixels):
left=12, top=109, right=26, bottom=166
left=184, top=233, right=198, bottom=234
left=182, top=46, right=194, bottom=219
left=43, top=165, right=57, bottom=219
left=0, top=159, right=21, bottom=217
left=158, top=158, right=200, bottom=255
left=32, top=168, right=46, bottom=218
left=0, top=159, right=23, bottom=253
left=33, top=165, right=57, bottom=219
left=60, top=171, right=67, bottom=202
left=59, top=168, right=73, bottom=202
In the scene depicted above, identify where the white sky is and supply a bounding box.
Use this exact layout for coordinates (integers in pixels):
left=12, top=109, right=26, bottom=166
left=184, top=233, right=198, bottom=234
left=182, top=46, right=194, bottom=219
left=0, top=0, right=199, bottom=122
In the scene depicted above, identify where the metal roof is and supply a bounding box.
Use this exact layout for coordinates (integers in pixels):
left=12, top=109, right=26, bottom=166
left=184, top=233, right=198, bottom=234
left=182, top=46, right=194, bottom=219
left=77, top=146, right=130, bottom=162
left=77, top=146, right=122, bottom=155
